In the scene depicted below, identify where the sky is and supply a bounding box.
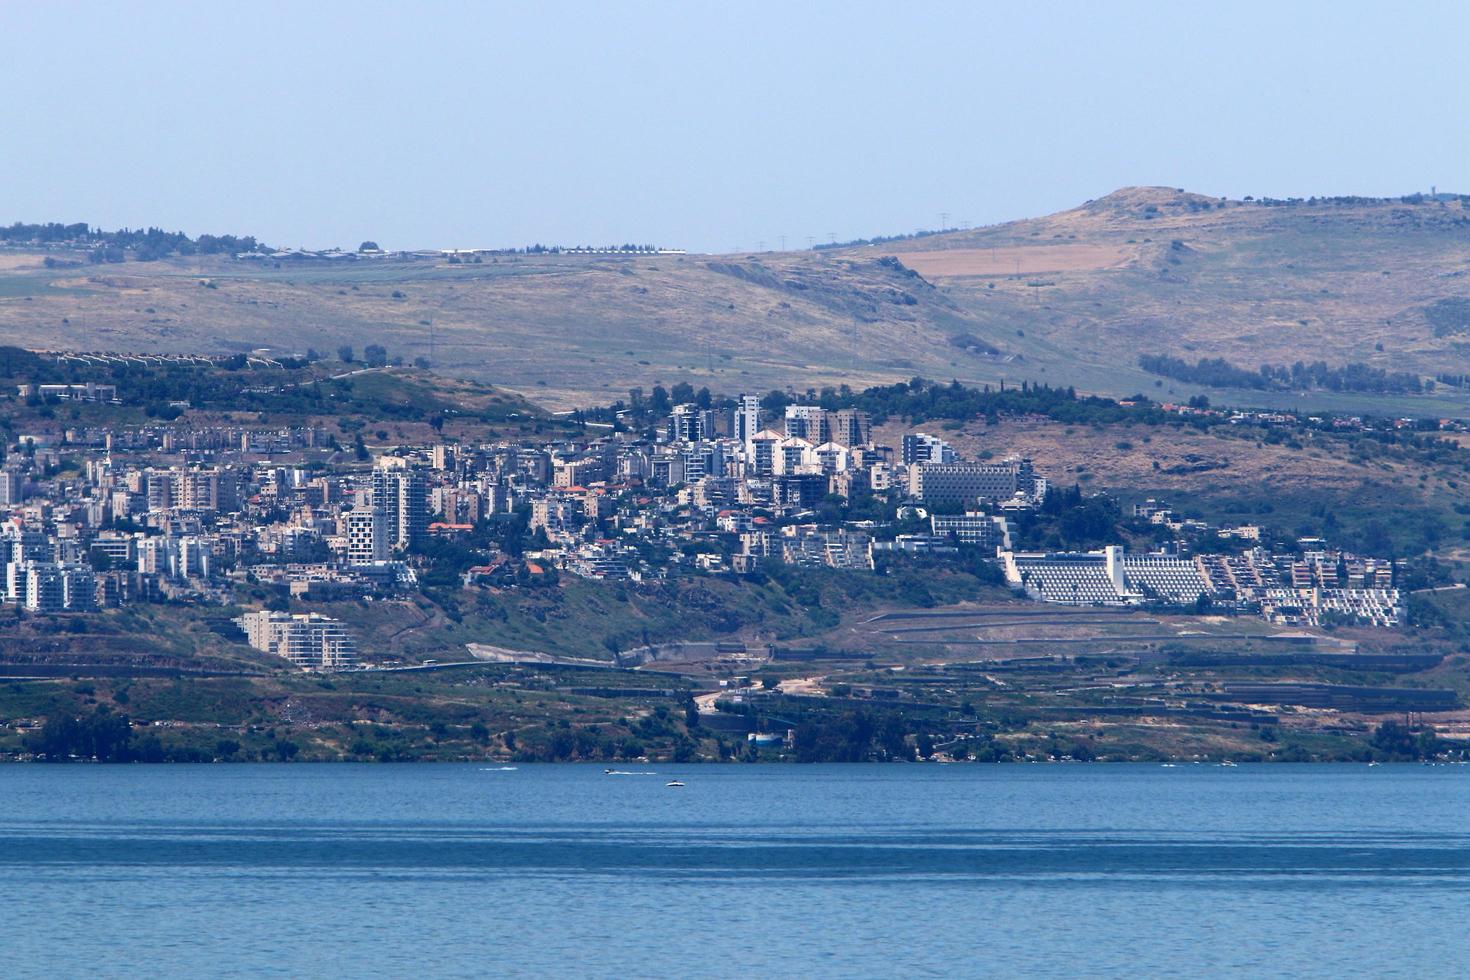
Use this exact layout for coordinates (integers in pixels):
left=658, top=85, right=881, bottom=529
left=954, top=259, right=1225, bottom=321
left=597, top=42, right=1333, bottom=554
left=3, top=1, right=1468, bottom=254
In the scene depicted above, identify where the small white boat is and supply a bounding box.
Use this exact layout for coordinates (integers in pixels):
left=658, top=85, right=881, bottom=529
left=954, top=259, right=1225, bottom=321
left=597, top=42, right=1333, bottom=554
left=666, top=780, right=685, bottom=788
left=1219, top=760, right=1238, bottom=767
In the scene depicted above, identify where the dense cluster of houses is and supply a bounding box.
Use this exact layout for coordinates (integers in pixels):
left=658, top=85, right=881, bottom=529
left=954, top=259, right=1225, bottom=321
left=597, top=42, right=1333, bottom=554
left=0, top=389, right=1415, bottom=669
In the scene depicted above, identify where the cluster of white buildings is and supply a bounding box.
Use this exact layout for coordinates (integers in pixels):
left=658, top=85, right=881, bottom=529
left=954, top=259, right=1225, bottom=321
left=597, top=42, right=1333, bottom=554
left=0, top=372, right=1418, bottom=660
left=1002, top=543, right=1404, bottom=627
left=511, top=398, right=1045, bottom=580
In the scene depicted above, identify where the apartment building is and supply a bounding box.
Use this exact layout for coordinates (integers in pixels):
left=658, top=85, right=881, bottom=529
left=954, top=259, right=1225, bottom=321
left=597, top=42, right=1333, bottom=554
left=234, top=609, right=358, bottom=669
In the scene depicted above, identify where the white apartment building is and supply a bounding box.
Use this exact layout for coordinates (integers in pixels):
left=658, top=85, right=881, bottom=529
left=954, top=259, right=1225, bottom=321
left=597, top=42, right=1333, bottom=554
left=344, top=507, right=389, bottom=564
left=234, top=609, right=358, bottom=669
left=734, top=394, right=761, bottom=447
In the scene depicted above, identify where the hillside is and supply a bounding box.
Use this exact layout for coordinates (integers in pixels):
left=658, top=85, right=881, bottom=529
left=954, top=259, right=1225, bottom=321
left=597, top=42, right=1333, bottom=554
left=0, top=353, right=549, bottom=448
left=2, top=188, right=1470, bottom=413
left=875, top=413, right=1470, bottom=560
left=0, top=249, right=997, bottom=409
left=877, top=187, right=1470, bottom=413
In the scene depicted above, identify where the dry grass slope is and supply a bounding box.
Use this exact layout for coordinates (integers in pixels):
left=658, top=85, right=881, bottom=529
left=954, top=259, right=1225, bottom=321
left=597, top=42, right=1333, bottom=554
left=3, top=186, right=1470, bottom=412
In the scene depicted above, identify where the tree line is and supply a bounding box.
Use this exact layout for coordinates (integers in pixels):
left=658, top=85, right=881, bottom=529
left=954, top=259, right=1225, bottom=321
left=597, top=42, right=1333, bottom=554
left=1139, top=354, right=1426, bottom=395
left=0, top=221, right=264, bottom=261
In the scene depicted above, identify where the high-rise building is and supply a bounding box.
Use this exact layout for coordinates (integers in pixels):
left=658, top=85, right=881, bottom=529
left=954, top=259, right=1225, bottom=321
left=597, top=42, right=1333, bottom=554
left=61, top=564, right=96, bottom=611
left=0, top=469, right=23, bottom=507
left=372, top=461, right=427, bottom=551
left=172, top=536, right=213, bottom=580
left=145, top=470, right=174, bottom=511
left=829, top=409, right=872, bottom=448
left=23, top=562, right=65, bottom=612
left=345, top=507, right=389, bottom=564
left=784, top=405, right=830, bottom=443
left=669, top=404, right=705, bottom=442
left=734, top=394, right=761, bottom=447
left=2, top=525, right=48, bottom=565
left=137, top=537, right=167, bottom=575
left=172, top=467, right=221, bottom=512
left=747, top=431, right=779, bottom=477
left=395, top=469, right=427, bottom=549
left=901, top=432, right=956, bottom=466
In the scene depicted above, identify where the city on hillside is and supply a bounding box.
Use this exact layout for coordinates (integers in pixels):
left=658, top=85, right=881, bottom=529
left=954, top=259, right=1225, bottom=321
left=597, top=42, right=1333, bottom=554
left=0, top=361, right=1412, bottom=671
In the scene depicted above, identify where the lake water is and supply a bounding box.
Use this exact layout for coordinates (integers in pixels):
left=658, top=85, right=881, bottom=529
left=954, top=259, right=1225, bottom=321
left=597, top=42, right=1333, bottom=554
left=3, top=763, right=1469, bottom=978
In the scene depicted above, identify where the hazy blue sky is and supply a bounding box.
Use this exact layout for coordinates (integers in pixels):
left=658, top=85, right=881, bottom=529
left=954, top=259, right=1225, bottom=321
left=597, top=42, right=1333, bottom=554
left=3, top=1, right=1467, bottom=253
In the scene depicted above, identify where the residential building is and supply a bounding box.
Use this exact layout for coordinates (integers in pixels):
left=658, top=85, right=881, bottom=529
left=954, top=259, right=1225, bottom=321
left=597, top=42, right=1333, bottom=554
left=829, top=409, right=872, bottom=448
left=734, top=394, right=762, bottom=447
left=784, top=405, right=830, bottom=443
left=908, top=459, right=1036, bottom=506
left=901, top=432, right=955, bottom=465
left=234, top=609, right=358, bottom=669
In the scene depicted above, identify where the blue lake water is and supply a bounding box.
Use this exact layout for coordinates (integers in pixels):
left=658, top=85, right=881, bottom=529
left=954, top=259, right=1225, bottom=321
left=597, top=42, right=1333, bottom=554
left=3, top=763, right=1469, bottom=978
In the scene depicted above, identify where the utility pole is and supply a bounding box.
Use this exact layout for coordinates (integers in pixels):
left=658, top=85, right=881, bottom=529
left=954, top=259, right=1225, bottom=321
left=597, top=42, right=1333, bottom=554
left=779, top=234, right=786, bottom=252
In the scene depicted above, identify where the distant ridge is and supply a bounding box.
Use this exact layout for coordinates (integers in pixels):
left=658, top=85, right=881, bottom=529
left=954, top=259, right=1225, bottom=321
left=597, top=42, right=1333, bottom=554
left=3, top=186, right=1470, bottom=415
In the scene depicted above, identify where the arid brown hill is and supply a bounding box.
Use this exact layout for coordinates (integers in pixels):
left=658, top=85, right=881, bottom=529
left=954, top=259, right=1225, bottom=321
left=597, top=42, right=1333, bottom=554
left=2, top=186, right=1469, bottom=412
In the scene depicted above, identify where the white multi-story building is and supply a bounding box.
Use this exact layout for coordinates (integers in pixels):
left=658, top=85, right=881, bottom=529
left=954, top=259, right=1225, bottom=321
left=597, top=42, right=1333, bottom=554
left=171, top=536, right=213, bottom=580
left=137, top=536, right=167, bottom=575
left=0, top=469, right=24, bottom=507
left=746, top=430, right=781, bottom=477
left=234, top=609, right=358, bottom=670
left=344, top=507, right=389, bottom=565
left=734, top=394, right=761, bottom=448
left=931, top=512, right=1012, bottom=552
left=908, top=459, right=1036, bottom=507
left=901, top=432, right=955, bottom=466
left=12, top=560, right=93, bottom=612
